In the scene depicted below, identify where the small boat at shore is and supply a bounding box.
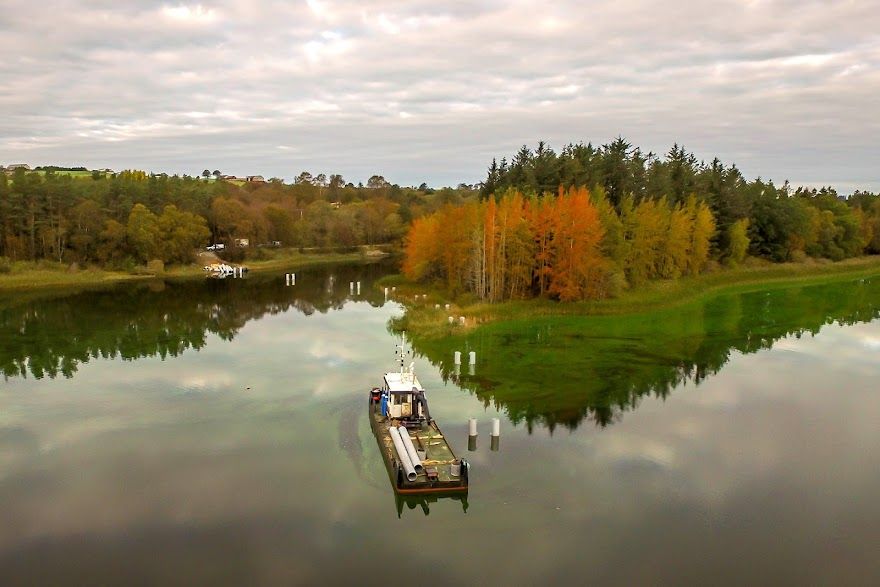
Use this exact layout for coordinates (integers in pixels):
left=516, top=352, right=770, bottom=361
left=369, top=343, right=469, bottom=495
left=203, top=263, right=248, bottom=278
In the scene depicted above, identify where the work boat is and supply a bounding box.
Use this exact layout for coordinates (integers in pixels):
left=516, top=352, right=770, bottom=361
left=369, top=343, right=469, bottom=494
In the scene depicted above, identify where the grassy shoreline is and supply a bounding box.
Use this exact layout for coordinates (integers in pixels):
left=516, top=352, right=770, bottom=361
left=389, top=256, right=880, bottom=338
left=0, top=250, right=386, bottom=293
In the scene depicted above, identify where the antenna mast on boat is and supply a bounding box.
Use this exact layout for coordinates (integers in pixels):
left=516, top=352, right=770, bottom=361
left=395, top=336, right=413, bottom=377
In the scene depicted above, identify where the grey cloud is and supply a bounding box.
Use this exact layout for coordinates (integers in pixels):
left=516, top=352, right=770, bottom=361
left=0, top=0, right=878, bottom=189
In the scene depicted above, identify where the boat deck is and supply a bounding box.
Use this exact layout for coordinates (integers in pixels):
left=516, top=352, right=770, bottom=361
left=370, top=404, right=467, bottom=493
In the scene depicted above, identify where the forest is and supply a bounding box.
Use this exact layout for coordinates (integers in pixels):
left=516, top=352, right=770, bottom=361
left=0, top=168, right=475, bottom=270
left=404, top=139, right=880, bottom=302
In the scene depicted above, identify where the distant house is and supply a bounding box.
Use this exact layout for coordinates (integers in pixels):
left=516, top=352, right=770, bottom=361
left=6, top=163, right=31, bottom=171
left=246, top=175, right=266, bottom=183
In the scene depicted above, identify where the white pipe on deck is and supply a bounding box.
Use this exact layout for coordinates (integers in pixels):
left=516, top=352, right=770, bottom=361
left=389, top=427, right=418, bottom=482
left=397, top=426, right=424, bottom=472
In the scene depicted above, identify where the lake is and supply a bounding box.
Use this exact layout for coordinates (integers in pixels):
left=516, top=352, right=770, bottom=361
left=2, top=261, right=879, bottom=585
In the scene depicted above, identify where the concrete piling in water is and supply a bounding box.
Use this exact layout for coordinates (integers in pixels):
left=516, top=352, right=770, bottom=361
left=292, top=273, right=296, bottom=285
left=468, top=418, right=478, bottom=452
left=350, top=282, right=354, bottom=294
left=454, top=351, right=461, bottom=365
left=490, top=435, right=500, bottom=452
left=357, top=281, right=361, bottom=295
left=491, top=417, right=500, bottom=437
left=286, top=273, right=290, bottom=286
left=469, top=351, right=476, bottom=365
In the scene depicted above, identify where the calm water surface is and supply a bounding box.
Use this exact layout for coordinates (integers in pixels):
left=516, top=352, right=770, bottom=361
left=1, top=262, right=879, bottom=585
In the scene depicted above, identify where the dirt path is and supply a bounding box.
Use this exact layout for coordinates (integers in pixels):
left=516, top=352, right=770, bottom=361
left=196, top=251, right=221, bottom=264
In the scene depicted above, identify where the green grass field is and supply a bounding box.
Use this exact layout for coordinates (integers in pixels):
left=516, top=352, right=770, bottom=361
left=28, top=169, right=96, bottom=177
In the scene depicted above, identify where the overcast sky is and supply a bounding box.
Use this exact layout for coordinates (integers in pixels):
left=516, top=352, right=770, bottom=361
left=1, top=0, right=878, bottom=190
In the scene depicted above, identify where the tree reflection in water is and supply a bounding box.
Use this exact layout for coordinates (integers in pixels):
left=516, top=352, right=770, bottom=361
left=395, top=277, right=880, bottom=432
left=0, top=261, right=394, bottom=381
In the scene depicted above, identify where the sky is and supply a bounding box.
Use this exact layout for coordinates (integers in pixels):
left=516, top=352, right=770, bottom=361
left=0, top=0, right=878, bottom=191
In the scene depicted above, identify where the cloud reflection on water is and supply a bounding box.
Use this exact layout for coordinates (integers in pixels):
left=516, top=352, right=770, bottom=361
left=1, top=269, right=880, bottom=583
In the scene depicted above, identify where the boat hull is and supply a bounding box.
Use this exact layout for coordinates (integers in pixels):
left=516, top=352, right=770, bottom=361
left=369, top=396, right=468, bottom=495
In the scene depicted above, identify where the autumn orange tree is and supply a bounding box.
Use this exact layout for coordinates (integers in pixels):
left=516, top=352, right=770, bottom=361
left=547, top=187, right=606, bottom=301
left=402, top=185, right=719, bottom=303
left=402, top=214, right=441, bottom=281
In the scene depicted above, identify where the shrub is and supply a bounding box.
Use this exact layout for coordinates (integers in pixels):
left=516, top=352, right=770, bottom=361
left=146, top=259, right=165, bottom=274
left=789, top=250, right=808, bottom=263
left=219, top=248, right=246, bottom=263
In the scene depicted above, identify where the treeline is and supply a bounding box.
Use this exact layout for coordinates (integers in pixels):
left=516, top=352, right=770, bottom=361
left=405, top=140, right=880, bottom=302
left=0, top=168, right=475, bottom=267
left=404, top=186, right=715, bottom=301
left=482, top=140, right=880, bottom=263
